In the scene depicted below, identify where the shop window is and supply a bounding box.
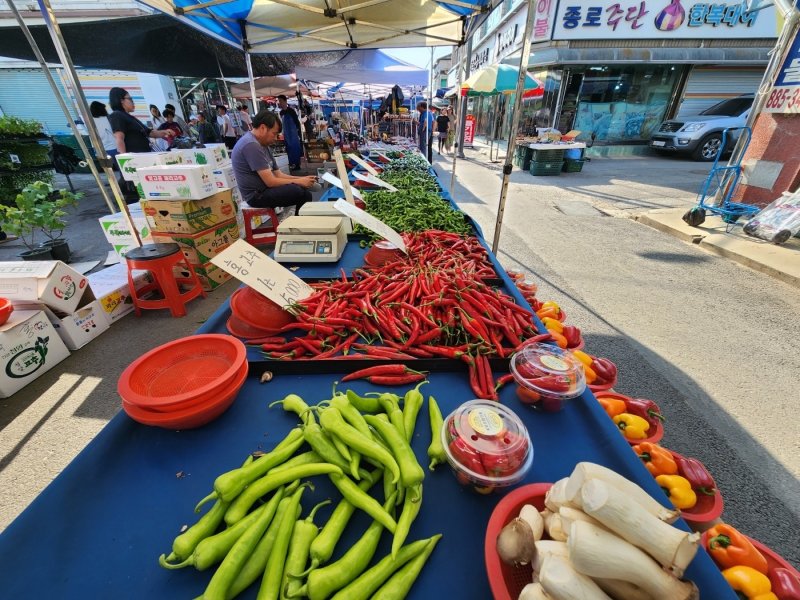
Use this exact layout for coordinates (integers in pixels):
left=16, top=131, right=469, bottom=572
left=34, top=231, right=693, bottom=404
left=570, top=65, right=680, bottom=143
left=502, top=0, right=513, bottom=15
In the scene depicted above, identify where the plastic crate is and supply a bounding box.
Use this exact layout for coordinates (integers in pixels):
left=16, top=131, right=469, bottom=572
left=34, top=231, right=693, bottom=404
left=562, top=159, right=585, bottom=173
left=530, top=148, right=565, bottom=162
left=529, top=160, right=563, bottom=176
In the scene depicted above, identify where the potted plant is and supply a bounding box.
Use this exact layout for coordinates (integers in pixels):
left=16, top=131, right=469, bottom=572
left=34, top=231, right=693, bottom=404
left=0, top=181, right=80, bottom=261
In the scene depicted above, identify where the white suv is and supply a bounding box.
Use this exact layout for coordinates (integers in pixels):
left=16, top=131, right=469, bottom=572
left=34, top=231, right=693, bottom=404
left=649, top=95, right=754, bottom=161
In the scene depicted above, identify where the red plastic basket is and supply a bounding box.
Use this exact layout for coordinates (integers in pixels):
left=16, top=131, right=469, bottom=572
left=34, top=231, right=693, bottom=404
left=118, top=334, right=246, bottom=409
left=226, top=315, right=281, bottom=339
left=122, top=361, right=248, bottom=429
left=0, top=297, right=12, bottom=326
left=230, top=287, right=295, bottom=331
left=594, top=391, right=665, bottom=445
left=670, top=450, right=724, bottom=526
left=485, top=483, right=553, bottom=600
left=700, top=530, right=800, bottom=579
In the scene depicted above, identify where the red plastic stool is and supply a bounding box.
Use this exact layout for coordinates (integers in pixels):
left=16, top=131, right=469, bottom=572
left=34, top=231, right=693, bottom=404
left=125, top=243, right=206, bottom=318
left=241, top=205, right=279, bottom=246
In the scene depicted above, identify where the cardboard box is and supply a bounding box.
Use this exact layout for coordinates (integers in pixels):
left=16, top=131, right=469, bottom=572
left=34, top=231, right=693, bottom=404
left=98, top=204, right=154, bottom=246
left=137, top=164, right=217, bottom=200
left=87, top=263, right=152, bottom=325
left=173, top=261, right=232, bottom=291
left=141, top=188, right=239, bottom=234
left=12, top=300, right=110, bottom=351
left=0, top=310, right=71, bottom=398
left=212, top=164, right=237, bottom=189
left=115, top=152, right=183, bottom=182
left=0, top=261, right=91, bottom=314
left=152, top=219, right=239, bottom=265
left=177, top=145, right=229, bottom=168
left=306, top=141, right=332, bottom=162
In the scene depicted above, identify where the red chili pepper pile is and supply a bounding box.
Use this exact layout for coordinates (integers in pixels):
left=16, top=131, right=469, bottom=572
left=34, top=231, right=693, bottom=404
left=253, top=231, right=539, bottom=399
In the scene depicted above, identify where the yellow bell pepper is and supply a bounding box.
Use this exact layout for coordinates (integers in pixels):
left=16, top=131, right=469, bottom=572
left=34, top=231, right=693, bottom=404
left=541, top=300, right=560, bottom=311
left=722, top=566, right=778, bottom=600
left=655, top=474, right=697, bottom=509
left=572, top=350, right=594, bottom=367
left=541, top=317, right=563, bottom=333
left=612, top=413, right=650, bottom=440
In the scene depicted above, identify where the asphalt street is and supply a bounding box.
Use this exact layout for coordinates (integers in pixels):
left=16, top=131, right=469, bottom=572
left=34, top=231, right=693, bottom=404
left=1, top=155, right=798, bottom=568
left=435, top=148, right=800, bottom=567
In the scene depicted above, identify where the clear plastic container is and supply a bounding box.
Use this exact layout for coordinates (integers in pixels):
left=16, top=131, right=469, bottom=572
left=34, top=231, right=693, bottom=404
left=510, top=343, right=586, bottom=412
left=441, top=400, right=533, bottom=494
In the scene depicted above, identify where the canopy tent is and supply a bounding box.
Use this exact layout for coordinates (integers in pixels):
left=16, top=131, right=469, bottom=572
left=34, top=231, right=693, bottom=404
left=0, top=14, right=346, bottom=77
left=295, top=49, right=428, bottom=87
left=229, top=75, right=308, bottom=97
left=137, top=0, right=495, bottom=53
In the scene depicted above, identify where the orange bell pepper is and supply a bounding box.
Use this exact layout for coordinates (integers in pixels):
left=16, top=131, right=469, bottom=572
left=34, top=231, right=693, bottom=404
left=597, top=396, right=626, bottom=418
left=583, top=364, right=598, bottom=384
left=536, top=308, right=559, bottom=320
left=548, top=331, right=568, bottom=349
left=633, top=442, right=678, bottom=477
left=706, top=524, right=769, bottom=574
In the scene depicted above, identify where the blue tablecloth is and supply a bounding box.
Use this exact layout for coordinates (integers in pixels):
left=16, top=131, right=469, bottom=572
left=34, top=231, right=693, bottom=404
left=0, top=168, right=735, bottom=599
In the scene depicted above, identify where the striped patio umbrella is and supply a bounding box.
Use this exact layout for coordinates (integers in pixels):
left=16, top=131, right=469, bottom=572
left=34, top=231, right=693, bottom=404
left=461, top=64, right=540, bottom=96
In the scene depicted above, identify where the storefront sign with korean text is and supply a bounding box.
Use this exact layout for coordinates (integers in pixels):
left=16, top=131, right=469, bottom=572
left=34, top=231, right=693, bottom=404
left=464, top=115, right=476, bottom=145
left=471, top=47, right=491, bottom=71
left=764, top=33, right=800, bottom=114
left=534, top=0, right=557, bottom=42
left=552, top=0, right=777, bottom=39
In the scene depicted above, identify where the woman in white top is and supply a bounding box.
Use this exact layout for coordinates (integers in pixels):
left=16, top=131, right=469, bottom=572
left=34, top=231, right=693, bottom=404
left=90, top=101, right=118, bottom=157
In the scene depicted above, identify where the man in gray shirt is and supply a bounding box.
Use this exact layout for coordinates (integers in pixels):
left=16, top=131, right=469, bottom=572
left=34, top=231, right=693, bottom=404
left=231, top=111, right=316, bottom=212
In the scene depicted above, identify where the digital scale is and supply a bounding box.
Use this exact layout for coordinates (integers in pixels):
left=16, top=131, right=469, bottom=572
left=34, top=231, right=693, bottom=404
left=298, top=202, right=353, bottom=234
left=273, top=216, right=347, bottom=263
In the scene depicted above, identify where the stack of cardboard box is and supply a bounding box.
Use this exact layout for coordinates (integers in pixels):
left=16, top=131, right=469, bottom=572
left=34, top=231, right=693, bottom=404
left=131, top=146, right=241, bottom=291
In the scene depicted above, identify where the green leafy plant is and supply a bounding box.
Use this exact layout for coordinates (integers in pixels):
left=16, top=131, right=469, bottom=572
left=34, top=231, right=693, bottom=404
left=0, top=116, right=44, bottom=139
left=0, top=181, right=81, bottom=249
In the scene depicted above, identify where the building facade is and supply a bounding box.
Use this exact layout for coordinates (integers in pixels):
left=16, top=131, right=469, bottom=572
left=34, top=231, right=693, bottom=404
left=457, top=0, right=777, bottom=146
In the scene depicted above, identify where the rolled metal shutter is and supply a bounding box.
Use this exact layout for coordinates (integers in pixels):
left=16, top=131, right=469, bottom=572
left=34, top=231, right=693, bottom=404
left=677, top=66, right=765, bottom=117
left=0, top=68, right=76, bottom=134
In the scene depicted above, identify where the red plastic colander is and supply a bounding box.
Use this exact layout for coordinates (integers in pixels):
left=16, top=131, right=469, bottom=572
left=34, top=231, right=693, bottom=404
left=485, top=482, right=553, bottom=600
left=226, top=315, right=279, bottom=339
left=229, top=286, right=295, bottom=331
left=122, top=361, right=248, bottom=429
left=118, top=334, right=246, bottom=409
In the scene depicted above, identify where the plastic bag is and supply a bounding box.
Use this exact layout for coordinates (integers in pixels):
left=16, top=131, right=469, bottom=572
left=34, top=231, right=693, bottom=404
left=743, top=191, right=800, bottom=245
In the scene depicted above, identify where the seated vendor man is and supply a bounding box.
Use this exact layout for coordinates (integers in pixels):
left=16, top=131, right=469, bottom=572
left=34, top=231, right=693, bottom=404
left=231, top=110, right=316, bottom=214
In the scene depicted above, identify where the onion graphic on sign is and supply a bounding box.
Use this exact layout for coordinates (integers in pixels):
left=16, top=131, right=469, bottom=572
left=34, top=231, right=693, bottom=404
left=655, top=0, right=686, bottom=30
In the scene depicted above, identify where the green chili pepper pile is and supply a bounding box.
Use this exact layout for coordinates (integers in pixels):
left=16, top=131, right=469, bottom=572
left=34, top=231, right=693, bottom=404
left=158, top=386, right=446, bottom=600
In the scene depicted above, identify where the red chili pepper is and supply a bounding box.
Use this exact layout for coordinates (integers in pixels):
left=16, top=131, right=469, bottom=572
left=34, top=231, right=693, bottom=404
left=770, top=568, right=800, bottom=600
left=367, top=373, right=426, bottom=385
left=448, top=437, right=487, bottom=481
left=495, top=373, right=515, bottom=390
left=529, top=375, right=572, bottom=393
left=341, top=363, right=411, bottom=381
left=624, top=397, right=665, bottom=424
left=515, top=333, right=553, bottom=351
left=674, top=455, right=716, bottom=495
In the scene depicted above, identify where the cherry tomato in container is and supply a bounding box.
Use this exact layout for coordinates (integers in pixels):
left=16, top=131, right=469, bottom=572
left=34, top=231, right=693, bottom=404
left=441, top=400, right=533, bottom=494
left=509, top=343, right=586, bottom=413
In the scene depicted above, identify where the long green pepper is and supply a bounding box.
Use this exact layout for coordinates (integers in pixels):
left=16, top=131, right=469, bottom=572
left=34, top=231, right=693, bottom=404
left=201, top=486, right=287, bottom=600
left=329, top=473, right=397, bottom=534
left=225, top=463, right=343, bottom=526
left=225, top=495, right=301, bottom=600
left=256, top=484, right=308, bottom=600
left=363, top=414, right=424, bottom=498
left=426, top=396, right=447, bottom=471
left=402, top=382, right=426, bottom=443
left=292, top=492, right=397, bottom=600
left=391, top=485, right=423, bottom=560
left=303, top=468, right=382, bottom=576
left=162, top=498, right=229, bottom=563
left=328, top=537, right=437, bottom=600
left=372, top=534, right=441, bottom=600
left=281, top=499, right=331, bottom=599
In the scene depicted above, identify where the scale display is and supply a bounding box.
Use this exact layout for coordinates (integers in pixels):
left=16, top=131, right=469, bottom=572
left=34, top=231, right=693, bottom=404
left=280, top=240, right=315, bottom=254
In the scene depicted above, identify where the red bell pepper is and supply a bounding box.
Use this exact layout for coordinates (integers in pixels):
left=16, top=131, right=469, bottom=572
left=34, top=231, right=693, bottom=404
left=675, top=455, right=716, bottom=496
left=590, top=357, right=617, bottom=383
left=770, top=568, right=800, bottom=600
left=561, top=325, right=581, bottom=347
left=625, top=397, right=666, bottom=425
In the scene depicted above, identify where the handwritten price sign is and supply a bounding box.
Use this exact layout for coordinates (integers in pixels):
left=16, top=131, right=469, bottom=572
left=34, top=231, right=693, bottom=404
left=211, top=239, right=313, bottom=308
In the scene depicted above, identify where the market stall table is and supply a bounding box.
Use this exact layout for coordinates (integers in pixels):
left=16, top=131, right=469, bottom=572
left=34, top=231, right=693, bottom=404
left=0, top=166, right=735, bottom=599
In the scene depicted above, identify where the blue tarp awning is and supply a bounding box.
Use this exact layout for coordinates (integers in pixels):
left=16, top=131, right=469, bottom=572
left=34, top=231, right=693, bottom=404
left=137, top=0, right=498, bottom=52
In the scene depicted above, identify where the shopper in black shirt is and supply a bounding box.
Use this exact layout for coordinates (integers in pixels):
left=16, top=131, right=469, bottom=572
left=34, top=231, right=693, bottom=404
left=436, top=109, right=451, bottom=155
left=107, top=87, right=174, bottom=154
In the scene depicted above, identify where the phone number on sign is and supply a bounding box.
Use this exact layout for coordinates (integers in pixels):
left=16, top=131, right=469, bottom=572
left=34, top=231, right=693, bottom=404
left=764, top=86, right=800, bottom=112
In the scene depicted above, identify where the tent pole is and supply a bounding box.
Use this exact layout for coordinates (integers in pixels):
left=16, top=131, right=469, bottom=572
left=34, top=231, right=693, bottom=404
left=35, top=0, right=140, bottom=246
left=9, top=0, right=116, bottom=215
left=449, top=43, right=466, bottom=195
left=428, top=46, right=434, bottom=163
left=244, top=50, right=259, bottom=114
left=456, top=36, right=473, bottom=159
left=216, top=53, right=234, bottom=110
left=491, top=0, right=535, bottom=254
